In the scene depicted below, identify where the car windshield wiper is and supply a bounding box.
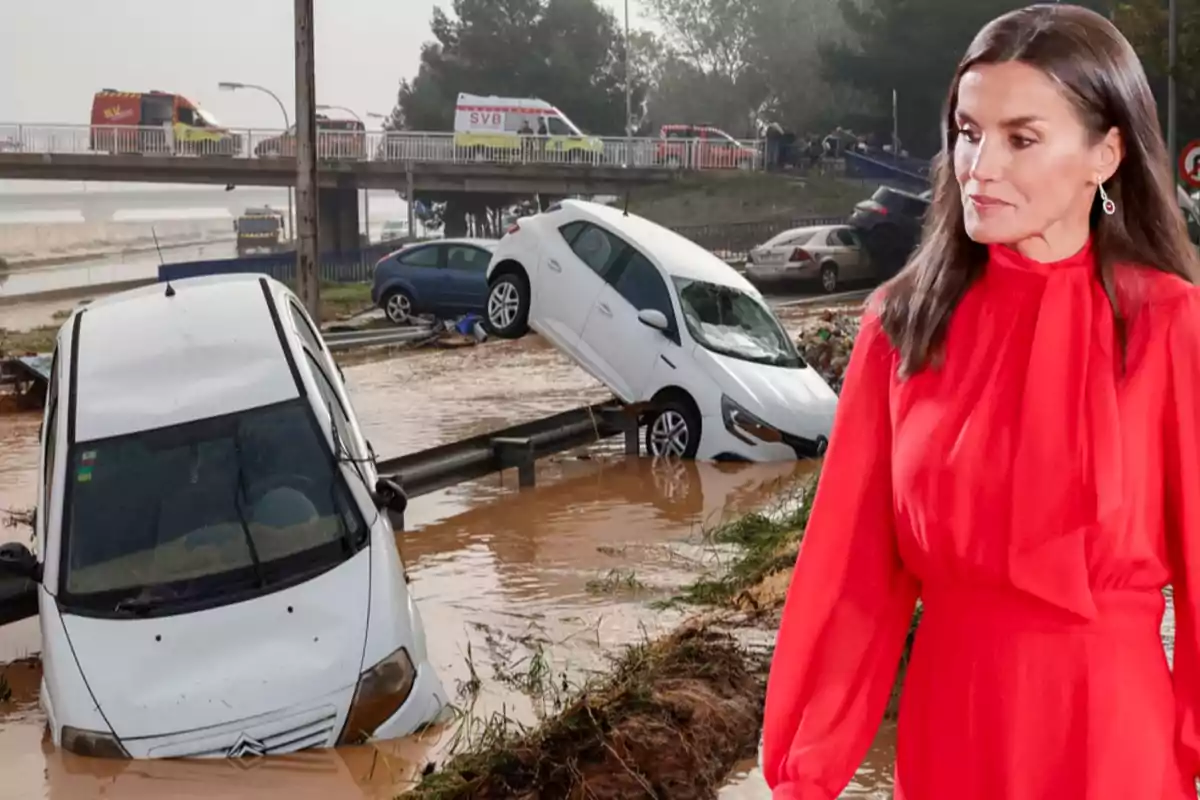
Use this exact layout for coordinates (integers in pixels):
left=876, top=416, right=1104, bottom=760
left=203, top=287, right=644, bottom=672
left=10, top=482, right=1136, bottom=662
left=112, top=594, right=164, bottom=616
left=232, top=427, right=266, bottom=588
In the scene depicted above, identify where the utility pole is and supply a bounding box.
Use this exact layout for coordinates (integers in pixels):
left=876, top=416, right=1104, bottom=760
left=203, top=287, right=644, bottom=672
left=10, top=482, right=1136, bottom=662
left=892, top=89, right=899, bottom=156
left=1169, top=0, right=1178, bottom=175
left=624, top=0, right=632, bottom=161
left=294, top=0, right=320, bottom=318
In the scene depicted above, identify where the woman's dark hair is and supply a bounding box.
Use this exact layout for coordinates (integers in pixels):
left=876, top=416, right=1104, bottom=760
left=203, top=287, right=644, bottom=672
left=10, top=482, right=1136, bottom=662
left=879, top=3, right=1200, bottom=376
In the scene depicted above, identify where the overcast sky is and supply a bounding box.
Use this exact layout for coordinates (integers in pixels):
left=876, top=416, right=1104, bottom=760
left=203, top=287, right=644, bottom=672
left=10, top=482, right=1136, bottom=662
left=1, top=0, right=653, bottom=130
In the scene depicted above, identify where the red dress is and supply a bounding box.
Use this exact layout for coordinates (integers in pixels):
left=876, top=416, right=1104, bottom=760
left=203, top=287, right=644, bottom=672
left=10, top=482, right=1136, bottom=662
left=761, top=239, right=1200, bottom=799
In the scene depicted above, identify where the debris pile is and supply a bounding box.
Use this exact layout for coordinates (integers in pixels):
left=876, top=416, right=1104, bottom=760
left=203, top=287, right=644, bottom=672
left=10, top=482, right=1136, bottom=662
left=409, top=625, right=766, bottom=800
left=793, top=308, right=860, bottom=392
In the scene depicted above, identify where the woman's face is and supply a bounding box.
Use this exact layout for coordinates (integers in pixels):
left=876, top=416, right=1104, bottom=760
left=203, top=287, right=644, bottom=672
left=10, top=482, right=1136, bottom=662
left=953, top=60, right=1121, bottom=255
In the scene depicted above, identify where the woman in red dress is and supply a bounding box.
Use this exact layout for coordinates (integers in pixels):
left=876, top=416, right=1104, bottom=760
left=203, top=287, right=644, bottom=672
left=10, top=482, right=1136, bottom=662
left=762, top=5, right=1200, bottom=798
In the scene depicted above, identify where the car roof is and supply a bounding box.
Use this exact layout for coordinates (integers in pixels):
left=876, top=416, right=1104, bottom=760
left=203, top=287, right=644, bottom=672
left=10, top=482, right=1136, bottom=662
left=779, top=224, right=846, bottom=237
left=559, top=200, right=758, bottom=291
left=403, top=237, right=496, bottom=249
left=379, top=237, right=497, bottom=263
left=456, top=93, right=554, bottom=110
left=64, top=274, right=302, bottom=442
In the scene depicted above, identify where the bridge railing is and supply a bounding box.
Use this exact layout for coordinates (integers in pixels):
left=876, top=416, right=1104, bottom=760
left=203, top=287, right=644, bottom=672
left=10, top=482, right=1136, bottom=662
left=0, top=123, right=764, bottom=171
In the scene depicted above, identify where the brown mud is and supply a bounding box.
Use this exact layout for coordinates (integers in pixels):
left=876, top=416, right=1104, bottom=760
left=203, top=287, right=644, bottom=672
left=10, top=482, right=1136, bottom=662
left=408, top=625, right=767, bottom=800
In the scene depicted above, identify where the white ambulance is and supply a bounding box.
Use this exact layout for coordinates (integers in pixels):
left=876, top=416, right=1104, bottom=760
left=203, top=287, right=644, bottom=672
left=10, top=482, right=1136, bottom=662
left=452, top=93, right=604, bottom=161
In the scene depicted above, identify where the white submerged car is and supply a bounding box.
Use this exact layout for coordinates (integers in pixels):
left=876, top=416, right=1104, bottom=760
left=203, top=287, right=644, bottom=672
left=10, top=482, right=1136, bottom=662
left=483, top=199, right=837, bottom=461
left=0, top=274, right=447, bottom=759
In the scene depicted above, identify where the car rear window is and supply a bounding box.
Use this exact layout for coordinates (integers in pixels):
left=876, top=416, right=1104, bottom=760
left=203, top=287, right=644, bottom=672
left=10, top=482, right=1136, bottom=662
left=763, top=229, right=816, bottom=248
left=872, top=188, right=927, bottom=215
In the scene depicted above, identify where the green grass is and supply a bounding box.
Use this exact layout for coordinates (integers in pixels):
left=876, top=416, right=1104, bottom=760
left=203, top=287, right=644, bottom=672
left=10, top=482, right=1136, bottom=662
left=405, top=626, right=764, bottom=800
left=318, top=282, right=373, bottom=322
left=626, top=172, right=868, bottom=228
left=666, top=471, right=820, bottom=608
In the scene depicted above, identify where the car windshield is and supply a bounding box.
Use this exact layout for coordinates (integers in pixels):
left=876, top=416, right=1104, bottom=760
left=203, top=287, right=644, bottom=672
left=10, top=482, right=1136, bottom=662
left=552, top=109, right=585, bottom=136
left=60, top=399, right=366, bottom=616
left=197, top=107, right=221, bottom=127
left=238, top=217, right=279, bottom=234
left=673, top=277, right=804, bottom=367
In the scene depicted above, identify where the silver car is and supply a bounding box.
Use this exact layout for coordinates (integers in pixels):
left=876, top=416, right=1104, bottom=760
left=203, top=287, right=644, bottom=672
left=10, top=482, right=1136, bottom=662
left=745, top=224, right=869, bottom=293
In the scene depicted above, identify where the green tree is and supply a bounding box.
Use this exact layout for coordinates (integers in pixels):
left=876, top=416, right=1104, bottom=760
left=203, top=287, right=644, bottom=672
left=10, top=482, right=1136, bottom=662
left=1114, top=0, right=1200, bottom=150
left=391, top=0, right=644, bottom=135
left=643, top=0, right=854, bottom=137
left=820, top=0, right=1113, bottom=157
left=388, top=0, right=649, bottom=234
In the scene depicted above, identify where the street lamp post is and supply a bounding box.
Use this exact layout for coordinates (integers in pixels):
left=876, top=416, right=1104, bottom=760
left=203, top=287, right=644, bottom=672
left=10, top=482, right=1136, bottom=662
left=219, top=81, right=294, bottom=242
left=318, top=104, right=370, bottom=245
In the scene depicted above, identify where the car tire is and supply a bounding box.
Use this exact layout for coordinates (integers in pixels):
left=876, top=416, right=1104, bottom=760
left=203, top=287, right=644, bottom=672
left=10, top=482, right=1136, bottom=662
left=820, top=262, right=839, bottom=294
left=485, top=272, right=530, bottom=339
left=645, top=396, right=702, bottom=459
left=382, top=289, right=415, bottom=326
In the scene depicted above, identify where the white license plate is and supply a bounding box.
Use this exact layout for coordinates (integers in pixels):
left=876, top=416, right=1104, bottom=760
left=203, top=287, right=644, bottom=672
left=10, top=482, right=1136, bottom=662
left=749, top=264, right=788, bottom=277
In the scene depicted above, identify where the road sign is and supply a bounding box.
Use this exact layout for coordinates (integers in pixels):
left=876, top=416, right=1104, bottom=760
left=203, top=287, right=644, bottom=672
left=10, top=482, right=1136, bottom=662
left=1179, top=139, right=1200, bottom=188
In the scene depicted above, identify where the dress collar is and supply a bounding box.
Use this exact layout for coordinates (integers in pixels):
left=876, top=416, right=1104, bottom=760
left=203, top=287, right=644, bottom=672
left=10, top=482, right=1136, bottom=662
left=987, top=237, right=1094, bottom=276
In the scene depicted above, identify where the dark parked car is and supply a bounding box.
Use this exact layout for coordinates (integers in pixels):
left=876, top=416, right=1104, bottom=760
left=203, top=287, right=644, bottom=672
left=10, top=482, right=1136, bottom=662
left=371, top=238, right=498, bottom=325
left=848, top=185, right=930, bottom=277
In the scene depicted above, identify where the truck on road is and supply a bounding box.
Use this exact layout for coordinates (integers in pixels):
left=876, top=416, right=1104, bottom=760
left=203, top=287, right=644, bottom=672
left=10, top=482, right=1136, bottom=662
left=234, top=207, right=287, bottom=256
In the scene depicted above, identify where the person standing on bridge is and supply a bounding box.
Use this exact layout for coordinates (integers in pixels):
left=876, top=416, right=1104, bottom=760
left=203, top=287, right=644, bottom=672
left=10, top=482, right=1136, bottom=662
left=762, top=5, right=1200, bottom=798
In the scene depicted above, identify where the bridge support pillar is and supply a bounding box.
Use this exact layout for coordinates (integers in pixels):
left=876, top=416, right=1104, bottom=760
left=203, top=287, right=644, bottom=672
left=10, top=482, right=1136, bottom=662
left=317, top=187, right=360, bottom=254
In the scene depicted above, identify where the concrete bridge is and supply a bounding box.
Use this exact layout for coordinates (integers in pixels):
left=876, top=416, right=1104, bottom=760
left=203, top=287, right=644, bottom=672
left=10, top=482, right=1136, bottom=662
left=0, top=125, right=737, bottom=251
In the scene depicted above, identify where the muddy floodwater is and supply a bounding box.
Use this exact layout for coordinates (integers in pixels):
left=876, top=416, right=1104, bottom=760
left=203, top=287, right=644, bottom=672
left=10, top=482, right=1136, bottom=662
left=0, top=333, right=857, bottom=798
left=1, top=323, right=1178, bottom=798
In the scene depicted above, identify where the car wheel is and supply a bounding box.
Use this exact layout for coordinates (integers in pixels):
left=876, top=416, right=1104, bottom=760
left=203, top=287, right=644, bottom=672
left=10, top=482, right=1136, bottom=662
left=485, top=272, right=530, bottom=338
left=820, top=262, right=839, bottom=293
left=382, top=290, right=415, bottom=325
left=645, top=397, right=702, bottom=459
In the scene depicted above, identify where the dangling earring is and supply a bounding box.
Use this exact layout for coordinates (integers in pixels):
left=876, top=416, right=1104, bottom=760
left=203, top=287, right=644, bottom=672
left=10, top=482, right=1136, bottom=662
left=1098, top=178, right=1116, bottom=215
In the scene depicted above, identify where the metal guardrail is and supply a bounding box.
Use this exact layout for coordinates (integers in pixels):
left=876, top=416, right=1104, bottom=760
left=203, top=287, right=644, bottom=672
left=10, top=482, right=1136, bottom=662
left=375, top=400, right=636, bottom=500
left=0, top=124, right=764, bottom=171
left=322, top=327, right=436, bottom=351
left=0, top=399, right=638, bottom=627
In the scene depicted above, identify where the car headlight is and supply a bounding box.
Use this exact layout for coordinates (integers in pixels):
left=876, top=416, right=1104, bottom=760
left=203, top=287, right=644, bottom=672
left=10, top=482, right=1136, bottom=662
left=336, top=647, right=417, bottom=745
left=720, top=394, right=782, bottom=446
left=61, top=725, right=129, bottom=759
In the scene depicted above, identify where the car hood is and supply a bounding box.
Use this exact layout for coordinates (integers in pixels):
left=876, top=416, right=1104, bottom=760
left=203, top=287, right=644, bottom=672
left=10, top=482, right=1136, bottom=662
left=696, top=347, right=838, bottom=440
left=60, top=550, right=371, bottom=740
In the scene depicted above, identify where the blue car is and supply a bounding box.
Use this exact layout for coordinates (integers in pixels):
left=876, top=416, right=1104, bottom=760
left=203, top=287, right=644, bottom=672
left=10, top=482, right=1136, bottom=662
left=371, top=238, right=498, bottom=325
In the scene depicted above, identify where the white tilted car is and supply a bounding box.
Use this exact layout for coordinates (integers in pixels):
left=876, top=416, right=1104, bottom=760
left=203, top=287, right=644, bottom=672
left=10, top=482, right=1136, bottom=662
left=483, top=199, right=838, bottom=461
left=0, top=274, right=447, bottom=759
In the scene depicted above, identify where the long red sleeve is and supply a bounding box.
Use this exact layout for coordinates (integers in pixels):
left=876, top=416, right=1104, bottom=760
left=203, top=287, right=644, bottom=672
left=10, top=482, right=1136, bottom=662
left=761, top=309, right=919, bottom=798
left=1163, top=287, right=1200, bottom=783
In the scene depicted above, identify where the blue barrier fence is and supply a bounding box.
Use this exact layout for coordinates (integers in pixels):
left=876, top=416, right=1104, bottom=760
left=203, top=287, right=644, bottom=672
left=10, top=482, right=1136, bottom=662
left=158, top=242, right=403, bottom=285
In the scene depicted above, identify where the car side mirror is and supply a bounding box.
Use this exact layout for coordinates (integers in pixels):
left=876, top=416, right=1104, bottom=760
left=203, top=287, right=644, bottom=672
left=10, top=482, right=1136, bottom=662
left=372, top=476, right=407, bottom=514
left=637, top=308, right=669, bottom=332
left=0, top=542, right=39, bottom=582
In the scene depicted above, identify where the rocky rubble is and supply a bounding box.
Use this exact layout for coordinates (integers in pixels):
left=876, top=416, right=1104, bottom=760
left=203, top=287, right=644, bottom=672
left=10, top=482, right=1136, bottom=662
left=793, top=308, right=861, bottom=393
